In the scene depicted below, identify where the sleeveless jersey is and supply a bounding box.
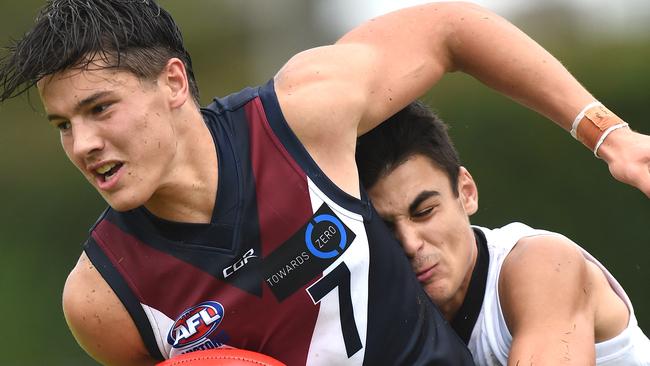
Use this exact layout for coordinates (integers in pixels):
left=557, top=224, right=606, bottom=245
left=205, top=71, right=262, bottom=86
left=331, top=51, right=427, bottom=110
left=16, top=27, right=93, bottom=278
left=84, top=80, right=473, bottom=365
left=468, top=222, right=650, bottom=365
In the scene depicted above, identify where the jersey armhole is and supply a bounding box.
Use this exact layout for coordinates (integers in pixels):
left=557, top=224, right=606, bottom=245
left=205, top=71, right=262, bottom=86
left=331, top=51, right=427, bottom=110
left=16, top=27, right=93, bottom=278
left=84, top=237, right=165, bottom=361
left=258, top=79, right=372, bottom=219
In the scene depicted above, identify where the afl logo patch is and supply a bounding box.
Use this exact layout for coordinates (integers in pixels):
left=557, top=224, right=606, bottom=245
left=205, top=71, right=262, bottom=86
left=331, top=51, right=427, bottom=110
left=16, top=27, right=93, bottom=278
left=167, top=301, right=225, bottom=348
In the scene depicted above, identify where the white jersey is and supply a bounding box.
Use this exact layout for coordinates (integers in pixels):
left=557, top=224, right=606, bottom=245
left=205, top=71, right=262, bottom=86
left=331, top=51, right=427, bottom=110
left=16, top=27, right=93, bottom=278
left=468, top=222, right=650, bottom=366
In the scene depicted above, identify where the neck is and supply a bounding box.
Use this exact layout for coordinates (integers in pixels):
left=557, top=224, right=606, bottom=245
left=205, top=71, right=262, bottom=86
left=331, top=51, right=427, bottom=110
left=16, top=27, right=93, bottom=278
left=442, top=230, right=479, bottom=321
left=145, top=107, right=218, bottom=223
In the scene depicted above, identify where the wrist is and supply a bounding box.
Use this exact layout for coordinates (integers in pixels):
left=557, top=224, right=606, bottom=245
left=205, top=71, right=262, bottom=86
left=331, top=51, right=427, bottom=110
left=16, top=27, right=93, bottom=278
left=570, top=102, right=629, bottom=158
left=592, top=125, right=632, bottom=162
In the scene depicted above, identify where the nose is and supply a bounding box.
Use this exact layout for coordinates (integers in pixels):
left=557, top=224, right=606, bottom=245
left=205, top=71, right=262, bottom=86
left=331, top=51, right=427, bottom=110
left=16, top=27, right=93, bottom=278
left=70, top=120, right=104, bottom=159
left=394, top=221, right=423, bottom=258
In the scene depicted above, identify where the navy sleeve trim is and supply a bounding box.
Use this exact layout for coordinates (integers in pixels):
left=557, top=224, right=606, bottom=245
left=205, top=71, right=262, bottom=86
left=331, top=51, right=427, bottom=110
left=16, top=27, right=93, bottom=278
left=84, top=237, right=165, bottom=361
left=257, top=79, right=372, bottom=220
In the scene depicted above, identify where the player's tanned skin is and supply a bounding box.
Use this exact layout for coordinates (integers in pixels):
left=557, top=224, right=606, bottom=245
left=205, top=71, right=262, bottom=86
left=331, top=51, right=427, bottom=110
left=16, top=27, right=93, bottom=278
left=2, top=1, right=650, bottom=365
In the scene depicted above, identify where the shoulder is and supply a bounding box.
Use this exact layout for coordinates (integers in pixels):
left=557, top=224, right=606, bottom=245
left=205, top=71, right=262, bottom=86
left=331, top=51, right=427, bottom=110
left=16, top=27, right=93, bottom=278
left=502, top=233, right=586, bottom=275
left=498, top=234, right=599, bottom=366
left=63, top=252, right=155, bottom=366
left=274, top=44, right=373, bottom=132
left=273, top=41, right=418, bottom=137
left=272, top=45, right=381, bottom=196
left=498, top=234, right=593, bottom=331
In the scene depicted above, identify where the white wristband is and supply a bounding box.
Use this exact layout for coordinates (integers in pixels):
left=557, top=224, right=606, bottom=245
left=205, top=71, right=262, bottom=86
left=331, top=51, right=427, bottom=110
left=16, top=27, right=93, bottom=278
left=570, top=101, right=602, bottom=139
left=593, top=122, right=629, bottom=158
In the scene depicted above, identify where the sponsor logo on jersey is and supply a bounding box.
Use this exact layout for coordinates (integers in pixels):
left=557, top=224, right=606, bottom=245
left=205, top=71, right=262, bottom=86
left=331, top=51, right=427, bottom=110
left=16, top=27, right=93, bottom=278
left=304, top=213, right=348, bottom=259
left=179, top=339, right=227, bottom=355
left=169, top=334, right=232, bottom=358
left=167, top=301, right=225, bottom=348
left=261, top=204, right=356, bottom=301
left=264, top=251, right=310, bottom=288
left=223, top=248, right=257, bottom=278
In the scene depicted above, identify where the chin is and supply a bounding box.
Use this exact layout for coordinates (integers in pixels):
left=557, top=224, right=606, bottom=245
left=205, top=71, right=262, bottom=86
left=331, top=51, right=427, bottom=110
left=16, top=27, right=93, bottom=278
left=102, top=192, right=147, bottom=212
left=425, top=284, right=450, bottom=305
left=107, top=200, right=142, bottom=212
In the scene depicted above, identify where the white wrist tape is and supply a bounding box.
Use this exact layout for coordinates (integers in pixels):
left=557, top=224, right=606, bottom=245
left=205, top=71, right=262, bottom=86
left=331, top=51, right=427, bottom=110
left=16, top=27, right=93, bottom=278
left=570, top=101, right=602, bottom=139
left=593, top=122, right=629, bottom=158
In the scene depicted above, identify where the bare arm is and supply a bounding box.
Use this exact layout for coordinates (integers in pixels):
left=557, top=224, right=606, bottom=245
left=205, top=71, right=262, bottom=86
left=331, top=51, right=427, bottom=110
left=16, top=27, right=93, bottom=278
left=337, top=2, right=598, bottom=131
left=63, top=252, right=157, bottom=366
left=278, top=2, right=594, bottom=137
left=499, top=235, right=596, bottom=366
left=275, top=1, right=650, bottom=197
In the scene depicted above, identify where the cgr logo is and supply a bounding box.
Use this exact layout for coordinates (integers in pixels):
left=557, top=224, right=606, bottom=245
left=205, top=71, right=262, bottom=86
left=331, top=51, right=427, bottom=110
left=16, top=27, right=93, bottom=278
left=167, top=301, right=224, bottom=348
left=223, top=248, right=257, bottom=278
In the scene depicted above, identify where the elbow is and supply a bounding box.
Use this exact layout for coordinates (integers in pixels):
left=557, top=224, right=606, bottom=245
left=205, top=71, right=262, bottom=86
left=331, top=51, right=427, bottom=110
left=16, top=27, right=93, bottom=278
left=438, top=1, right=492, bottom=13
left=432, top=1, right=491, bottom=15
left=435, top=1, right=501, bottom=29
left=433, top=1, right=507, bottom=72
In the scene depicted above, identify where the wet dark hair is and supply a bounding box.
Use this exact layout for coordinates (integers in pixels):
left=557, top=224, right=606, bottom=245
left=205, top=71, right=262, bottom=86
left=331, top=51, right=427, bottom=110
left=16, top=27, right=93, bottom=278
left=356, top=101, right=462, bottom=195
left=0, top=0, right=199, bottom=104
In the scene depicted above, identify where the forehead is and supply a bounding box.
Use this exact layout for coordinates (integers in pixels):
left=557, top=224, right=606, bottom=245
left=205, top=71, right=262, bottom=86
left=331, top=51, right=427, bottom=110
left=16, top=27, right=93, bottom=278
left=37, top=66, right=148, bottom=112
left=38, top=66, right=133, bottom=94
left=367, top=155, right=451, bottom=213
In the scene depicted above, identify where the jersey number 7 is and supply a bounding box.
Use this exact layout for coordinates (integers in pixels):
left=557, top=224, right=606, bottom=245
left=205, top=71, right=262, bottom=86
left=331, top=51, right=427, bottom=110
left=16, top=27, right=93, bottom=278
left=306, top=262, right=363, bottom=358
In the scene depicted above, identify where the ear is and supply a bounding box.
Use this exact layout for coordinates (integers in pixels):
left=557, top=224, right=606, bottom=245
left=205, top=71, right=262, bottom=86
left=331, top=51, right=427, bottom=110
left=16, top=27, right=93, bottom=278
left=160, top=58, right=190, bottom=109
left=457, top=166, right=479, bottom=216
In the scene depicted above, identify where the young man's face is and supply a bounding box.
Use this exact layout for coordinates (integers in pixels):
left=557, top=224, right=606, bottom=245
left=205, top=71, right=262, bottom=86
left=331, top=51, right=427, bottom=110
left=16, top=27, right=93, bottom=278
left=368, top=154, right=479, bottom=315
left=37, top=65, right=180, bottom=212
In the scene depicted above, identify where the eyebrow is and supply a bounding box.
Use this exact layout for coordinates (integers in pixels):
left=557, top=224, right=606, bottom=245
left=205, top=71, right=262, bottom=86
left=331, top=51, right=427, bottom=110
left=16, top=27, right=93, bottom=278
left=46, top=91, right=113, bottom=121
left=408, top=190, right=440, bottom=214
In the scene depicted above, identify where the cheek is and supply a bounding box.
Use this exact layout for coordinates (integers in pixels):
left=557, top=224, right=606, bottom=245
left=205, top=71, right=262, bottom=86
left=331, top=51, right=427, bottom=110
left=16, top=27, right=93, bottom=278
left=117, top=114, right=159, bottom=150
left=138, top=108, right=174, bottom=141
left=130, top=122, right=178, bottom=172
left=143, top=124, right=177, bottom=157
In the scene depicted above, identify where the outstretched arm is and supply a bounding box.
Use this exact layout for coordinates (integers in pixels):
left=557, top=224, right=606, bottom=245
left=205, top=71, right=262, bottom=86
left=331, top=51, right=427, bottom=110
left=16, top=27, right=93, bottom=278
left=276, top=1, right=650, bottom=197
left=336, top=2, right=595, bottom=130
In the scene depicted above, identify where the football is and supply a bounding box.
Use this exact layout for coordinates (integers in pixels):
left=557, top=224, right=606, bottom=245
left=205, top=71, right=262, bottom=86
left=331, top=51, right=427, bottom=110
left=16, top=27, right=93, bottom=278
left=156, top=348, right=286, bottom=366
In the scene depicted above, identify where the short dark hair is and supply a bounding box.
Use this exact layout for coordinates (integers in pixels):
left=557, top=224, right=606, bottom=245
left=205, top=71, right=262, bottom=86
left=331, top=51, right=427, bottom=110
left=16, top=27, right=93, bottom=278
left=356, top=101, right=462, bottom=195
left=0, top=0, right=199, bottom=104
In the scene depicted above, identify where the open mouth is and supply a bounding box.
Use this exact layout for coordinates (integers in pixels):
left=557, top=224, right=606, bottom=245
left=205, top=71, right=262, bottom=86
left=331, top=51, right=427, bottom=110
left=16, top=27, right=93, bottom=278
left=95, top=162, right=124, bottom=182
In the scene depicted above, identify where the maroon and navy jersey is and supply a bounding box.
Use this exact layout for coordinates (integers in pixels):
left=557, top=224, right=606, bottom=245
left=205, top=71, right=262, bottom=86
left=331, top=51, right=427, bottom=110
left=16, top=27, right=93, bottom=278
left=84, top=80, right=473, bottom=365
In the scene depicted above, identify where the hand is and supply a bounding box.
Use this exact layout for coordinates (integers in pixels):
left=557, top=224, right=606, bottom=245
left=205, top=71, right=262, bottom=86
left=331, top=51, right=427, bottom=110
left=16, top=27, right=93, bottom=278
left=596, top=128, right=650, bottom=198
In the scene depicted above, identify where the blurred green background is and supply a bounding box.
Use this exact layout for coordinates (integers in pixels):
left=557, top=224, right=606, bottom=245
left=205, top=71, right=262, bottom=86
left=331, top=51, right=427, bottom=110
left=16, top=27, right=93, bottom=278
left=0, top=1, right=648, bottom=364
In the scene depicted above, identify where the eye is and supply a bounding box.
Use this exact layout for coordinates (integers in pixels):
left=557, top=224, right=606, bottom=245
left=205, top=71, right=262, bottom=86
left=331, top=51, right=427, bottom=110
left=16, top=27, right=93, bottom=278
left=90, top=103, right=111, bottom=115
left=56, top=121, right=72, bottom=133
left=411, top=206, right=434, bottom=220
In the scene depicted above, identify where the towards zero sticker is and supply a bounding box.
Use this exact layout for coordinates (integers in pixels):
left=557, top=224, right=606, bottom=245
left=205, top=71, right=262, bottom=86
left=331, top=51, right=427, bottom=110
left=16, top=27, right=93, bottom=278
left=262, top=204, right=356, bottom=301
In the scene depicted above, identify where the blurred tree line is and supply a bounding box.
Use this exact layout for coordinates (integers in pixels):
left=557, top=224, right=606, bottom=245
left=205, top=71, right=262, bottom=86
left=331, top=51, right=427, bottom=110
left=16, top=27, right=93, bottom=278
left=0, top=1, right=648, bottom=364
